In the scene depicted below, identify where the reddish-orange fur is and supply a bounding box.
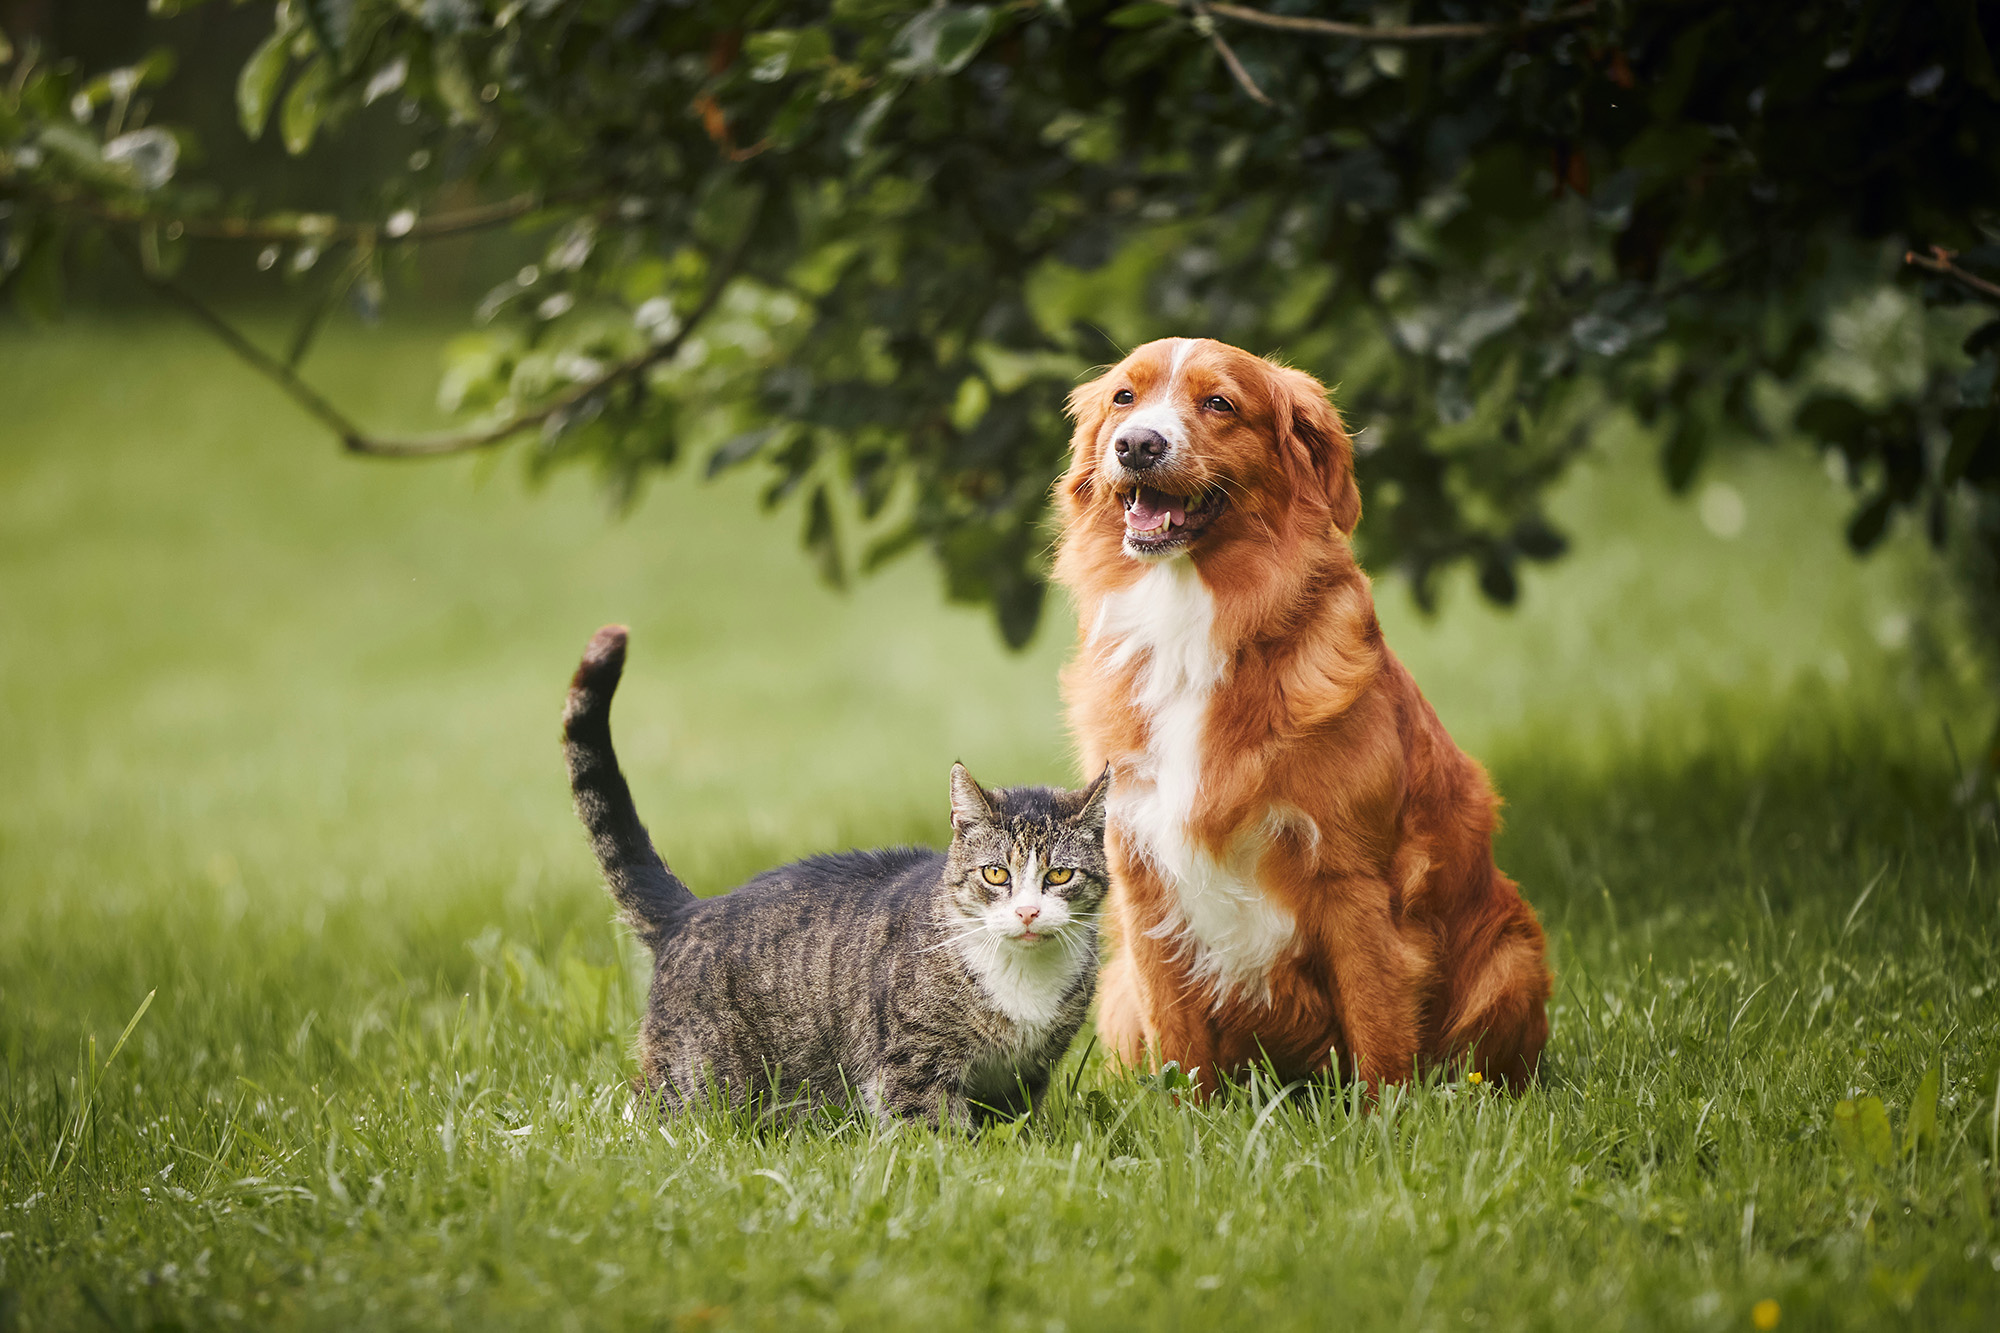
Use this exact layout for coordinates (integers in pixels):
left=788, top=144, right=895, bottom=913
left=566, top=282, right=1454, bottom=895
left=1054, top=339, right=1550, bottom=1096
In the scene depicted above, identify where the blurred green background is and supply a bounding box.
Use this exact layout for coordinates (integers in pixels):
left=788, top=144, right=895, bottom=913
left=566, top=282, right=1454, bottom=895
left=2, top=310, right=1975, bottom=937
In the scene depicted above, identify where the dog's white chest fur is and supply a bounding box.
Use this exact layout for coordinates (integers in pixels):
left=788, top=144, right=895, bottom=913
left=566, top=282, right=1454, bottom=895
left=1093, top=560, right=1296, bottom=1003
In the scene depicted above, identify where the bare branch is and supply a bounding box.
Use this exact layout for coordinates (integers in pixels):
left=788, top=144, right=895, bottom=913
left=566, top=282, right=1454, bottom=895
left=1195, top=13, right=1274, bottom=106
left=31, top=187, right=548, bottom=246
left=129, top=194, right=766, bottom=461
left=1199, top=1, right=1597, bottom=42
left=132, top=257, right=375, bottom=450
left=1906, top=244, right=2000, bottom=303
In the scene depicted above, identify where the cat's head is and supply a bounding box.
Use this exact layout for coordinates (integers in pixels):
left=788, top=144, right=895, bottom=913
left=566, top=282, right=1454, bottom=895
left=942, top=762, right=1111, bottom=951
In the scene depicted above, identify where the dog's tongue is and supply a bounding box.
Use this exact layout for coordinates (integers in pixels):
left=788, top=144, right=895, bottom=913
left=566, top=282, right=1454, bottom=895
left=1125, top=486, right=1185, bottom=532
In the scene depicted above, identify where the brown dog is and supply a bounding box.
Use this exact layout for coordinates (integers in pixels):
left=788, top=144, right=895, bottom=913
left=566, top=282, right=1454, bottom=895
left=1053, top=337, right=1550, bottom=1096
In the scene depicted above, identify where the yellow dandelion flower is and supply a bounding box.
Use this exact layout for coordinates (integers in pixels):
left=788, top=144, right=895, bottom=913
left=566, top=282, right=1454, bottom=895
left=1751, top=1298, right=1780, bottom=1330
left=1467, top=1071, right=1484, bottom=1085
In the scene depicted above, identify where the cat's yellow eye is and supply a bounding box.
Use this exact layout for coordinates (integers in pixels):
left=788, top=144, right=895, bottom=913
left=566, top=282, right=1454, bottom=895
left=981, top=865, right=1010, bottom=886
left=1044, top=867, right=1075, bottom=886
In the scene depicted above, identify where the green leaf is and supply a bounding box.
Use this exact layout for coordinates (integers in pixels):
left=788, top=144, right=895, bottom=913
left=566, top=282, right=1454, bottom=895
left=844, top=90, right=894, bottom=157
left=706, top=426, right=781, bottom=478
left=1907, top=1060, right=1941, bottom=1156
left=1846, top=492, right=1894, bottom=551
left=1107, top=2, right=1178, bottom=26
left=1839, top=1095, right=1895, bottom=1168
left=1944, top=409, right=1994, bottom=484
left=432, top=40, right=482, bottom=125
left=10, top=222, right=65, bottom=324
left=34, top=123, right=114, bottom=180
left=281, top=57, right=330, bottom=155
left=861, top=522, right=924, bottom=573
left=299, top=0, right=354, bottom=65
left=237, top=27, right=292, bottom=141
left=802, top=484, right=846, bottom=589
left=1661, top=415, right=1704, bottom=492
left=889, top=5, right=993, bottom=77
left=1796, top=394, right=1869, bottom=450
left=1964, top=0, right=2000, bottom=97
left=745, top=28, right=834, bottom=83
left=1832, top=1098, right=1863, bottom=1165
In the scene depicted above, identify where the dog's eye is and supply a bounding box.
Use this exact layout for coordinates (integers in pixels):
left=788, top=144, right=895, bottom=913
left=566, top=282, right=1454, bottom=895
left=1044, top=867, right=1075, bottom=886
left=981, top=865, right=1010, bottom=886
left=1112, top=389, right=1134, bottom=405
left=1202, top=395, right=1235, bottom=413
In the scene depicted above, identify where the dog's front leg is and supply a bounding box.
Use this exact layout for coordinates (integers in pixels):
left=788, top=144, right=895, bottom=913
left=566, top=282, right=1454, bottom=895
left=1094, top=948, right=1152, bottom=1069
left=1317, top=876, right=1434, bottom=1089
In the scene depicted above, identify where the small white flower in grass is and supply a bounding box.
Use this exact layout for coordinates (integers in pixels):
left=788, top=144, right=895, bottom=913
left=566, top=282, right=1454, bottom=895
left=384, top=209, right=417, bottom=239
left=504, top=1124, right=533, bottom=1137
left=1193, top=1275, right=1222, bottom=1290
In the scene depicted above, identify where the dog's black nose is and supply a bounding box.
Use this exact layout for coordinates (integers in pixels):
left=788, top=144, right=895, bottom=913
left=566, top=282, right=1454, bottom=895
left=1113, top=427, right=1169, bottom=470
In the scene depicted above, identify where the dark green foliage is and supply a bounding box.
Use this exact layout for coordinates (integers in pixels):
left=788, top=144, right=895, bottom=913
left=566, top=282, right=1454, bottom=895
left=3, top=2, right=1999, bottom=642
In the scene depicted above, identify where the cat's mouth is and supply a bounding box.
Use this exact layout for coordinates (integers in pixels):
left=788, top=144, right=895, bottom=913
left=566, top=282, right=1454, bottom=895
left=1117, top=483, right=1227, bottom=556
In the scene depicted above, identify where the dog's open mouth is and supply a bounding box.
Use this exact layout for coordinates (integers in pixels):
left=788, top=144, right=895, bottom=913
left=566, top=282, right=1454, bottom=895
left=1119, top=484, right=1227, bottom=554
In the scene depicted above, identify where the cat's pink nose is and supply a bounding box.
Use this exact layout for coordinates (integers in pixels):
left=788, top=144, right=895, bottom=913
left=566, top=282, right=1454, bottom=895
left=1014, top=904, right=1041, bottom=927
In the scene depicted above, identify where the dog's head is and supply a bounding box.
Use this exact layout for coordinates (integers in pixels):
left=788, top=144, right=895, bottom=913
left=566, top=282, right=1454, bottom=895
left=1058, top=338, right=1360, bottom=564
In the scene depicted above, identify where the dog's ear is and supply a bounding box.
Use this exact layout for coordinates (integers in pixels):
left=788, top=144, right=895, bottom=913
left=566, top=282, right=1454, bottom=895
left=1273, top=366, right=1361, bottom=536
left=1059, top=372, right=1116, bottom=512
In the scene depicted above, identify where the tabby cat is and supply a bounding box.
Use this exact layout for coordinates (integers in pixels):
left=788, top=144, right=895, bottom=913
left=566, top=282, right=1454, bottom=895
left=563, top=625, right=1110, bottom=1125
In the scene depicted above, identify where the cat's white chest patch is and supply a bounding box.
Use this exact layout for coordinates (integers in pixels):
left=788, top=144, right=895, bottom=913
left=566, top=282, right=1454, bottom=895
left=966, top=943, right=1074, bottom=1029
left=1093, top=561, right=1296, bottom=1004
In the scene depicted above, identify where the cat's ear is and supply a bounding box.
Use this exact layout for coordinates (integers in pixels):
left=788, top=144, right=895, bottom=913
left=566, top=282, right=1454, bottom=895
left=949, top=762, right=996, bottom=834
left=1070, top=764, right=1112, bottom=836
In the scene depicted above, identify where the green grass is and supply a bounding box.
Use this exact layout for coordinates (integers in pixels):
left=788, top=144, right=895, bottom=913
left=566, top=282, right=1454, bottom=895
left=2, top=316, right=1998, bottom=1331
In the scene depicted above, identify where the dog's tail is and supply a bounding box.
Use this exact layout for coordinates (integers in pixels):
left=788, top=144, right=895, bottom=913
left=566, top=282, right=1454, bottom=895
left=563, top=626, right=696, bottom=951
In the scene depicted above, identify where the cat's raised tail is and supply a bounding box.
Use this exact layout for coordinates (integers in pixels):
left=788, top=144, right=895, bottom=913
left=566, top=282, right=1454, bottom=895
left=564, top=625, right=696, bottom=951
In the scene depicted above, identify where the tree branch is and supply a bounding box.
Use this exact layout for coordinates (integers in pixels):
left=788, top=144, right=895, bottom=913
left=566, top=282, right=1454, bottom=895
left=1199, top=1, right=1597, bottom=42
left=129, top=252, right=375, bottom=449
left=346, top=203, right=764, bottom=458
left=1199, top=18, right=1274, bottom=106
left=1906, top=244, right=2000, bottom=302
left=132, top=194, right=767, bottom=460
left=31, top=187, right=548, bottom=246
